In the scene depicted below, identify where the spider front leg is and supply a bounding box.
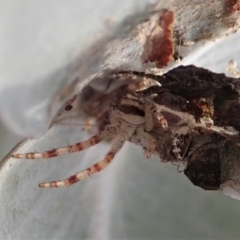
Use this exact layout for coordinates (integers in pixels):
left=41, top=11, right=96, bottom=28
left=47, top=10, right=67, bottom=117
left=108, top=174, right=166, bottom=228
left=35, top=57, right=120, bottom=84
left=144, top=100, right=168, bottom=132
left=39, top=133, right=127, bottom=188
left=135, top=128, right=157, bottom=159
left=12, top=124, right=120, bottom=159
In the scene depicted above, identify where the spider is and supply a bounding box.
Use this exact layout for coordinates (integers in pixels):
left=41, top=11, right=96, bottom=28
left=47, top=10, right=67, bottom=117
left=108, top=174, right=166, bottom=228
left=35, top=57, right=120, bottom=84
left=12, top=76, right=196, bottom=188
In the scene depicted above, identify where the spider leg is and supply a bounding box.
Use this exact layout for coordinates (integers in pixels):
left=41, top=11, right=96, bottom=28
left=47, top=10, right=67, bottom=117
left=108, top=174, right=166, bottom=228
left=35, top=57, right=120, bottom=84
left=135, top=128, right=157, bottom=159
left=112, top=71, right=160, bottom=91
left=39, top=134, right=126, bottom=188
left=144, top=100, right=168, bottom=132
left=144, top=101, right=155, bottom=131
left=12, top=124, right=120, bottom=159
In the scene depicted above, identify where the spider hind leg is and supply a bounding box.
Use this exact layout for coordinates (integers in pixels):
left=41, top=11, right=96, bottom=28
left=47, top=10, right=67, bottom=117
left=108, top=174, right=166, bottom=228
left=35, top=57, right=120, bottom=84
left=39, top=134, right=126, bottom=188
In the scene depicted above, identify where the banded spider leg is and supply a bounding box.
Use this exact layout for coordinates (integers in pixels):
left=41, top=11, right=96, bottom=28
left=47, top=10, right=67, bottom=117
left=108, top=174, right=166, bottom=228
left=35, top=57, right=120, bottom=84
left=12, top=124, right=124, bottom=187
left=40, top=132, right=127, bottom=187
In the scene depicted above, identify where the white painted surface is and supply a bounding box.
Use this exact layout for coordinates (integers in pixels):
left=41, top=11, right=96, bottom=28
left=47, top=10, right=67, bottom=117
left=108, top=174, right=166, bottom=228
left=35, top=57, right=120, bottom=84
left=0, top=1, right=240, bottom=239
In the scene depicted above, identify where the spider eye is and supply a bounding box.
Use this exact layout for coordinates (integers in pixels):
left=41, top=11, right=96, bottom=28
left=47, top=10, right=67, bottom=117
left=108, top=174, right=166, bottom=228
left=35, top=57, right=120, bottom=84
left=65, top=105, right=73, bottom=111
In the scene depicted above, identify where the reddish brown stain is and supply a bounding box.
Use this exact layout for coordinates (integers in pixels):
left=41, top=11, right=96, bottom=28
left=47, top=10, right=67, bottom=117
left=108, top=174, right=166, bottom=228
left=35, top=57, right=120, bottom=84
left=227, top=0, right=240, bottom=12
left=142, top=10, right=174, bottom=68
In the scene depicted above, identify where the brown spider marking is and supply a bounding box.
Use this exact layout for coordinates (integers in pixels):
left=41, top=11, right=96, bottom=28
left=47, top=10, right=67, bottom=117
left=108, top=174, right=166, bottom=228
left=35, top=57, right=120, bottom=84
left=39, top=151, right=116, bottom=188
